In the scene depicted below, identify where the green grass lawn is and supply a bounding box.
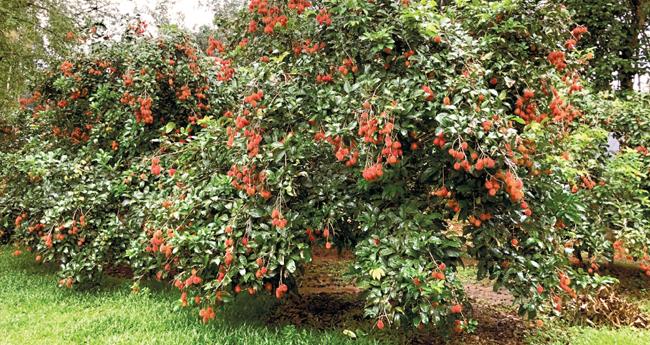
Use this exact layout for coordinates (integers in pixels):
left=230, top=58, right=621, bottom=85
left=0, top=247, right=381, bottom=345
left=1, top=247, right=649, bottom=345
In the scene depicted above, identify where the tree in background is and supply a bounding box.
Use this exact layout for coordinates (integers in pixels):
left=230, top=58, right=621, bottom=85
left=561, top=0, right=649, bottom=91
left=0, top=0, right=119, bottom=119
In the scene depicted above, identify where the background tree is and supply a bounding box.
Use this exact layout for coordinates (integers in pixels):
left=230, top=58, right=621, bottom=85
left=561, top=0, right=649, bottom=91
left=0, top=0, right=119, bottom=120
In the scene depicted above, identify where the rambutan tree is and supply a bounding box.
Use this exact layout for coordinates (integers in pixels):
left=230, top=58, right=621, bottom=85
left=1, top=0, right=625, bottom=332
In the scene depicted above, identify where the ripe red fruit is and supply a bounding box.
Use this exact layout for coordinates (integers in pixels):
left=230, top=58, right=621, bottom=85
left=376, top=319, right=385, bottom=330
left=260, top=190, right=271, bottom=199
left=275, top=283, right=288, bottom=299
left=450, top=304, right=462, bottom=314
left=151, top=164, right=161, bottom=176
left=224, top=252, right=233, bottom=266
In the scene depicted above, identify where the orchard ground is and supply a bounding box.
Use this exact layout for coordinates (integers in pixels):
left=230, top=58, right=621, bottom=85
left=1, top=246, right=649, bottom=345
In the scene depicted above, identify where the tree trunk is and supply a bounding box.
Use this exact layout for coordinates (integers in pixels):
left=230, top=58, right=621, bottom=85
left=622, top=0, right=648, bottom=91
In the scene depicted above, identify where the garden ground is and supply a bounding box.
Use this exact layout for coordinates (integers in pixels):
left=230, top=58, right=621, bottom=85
left=1, top=247, right=649, bottom=345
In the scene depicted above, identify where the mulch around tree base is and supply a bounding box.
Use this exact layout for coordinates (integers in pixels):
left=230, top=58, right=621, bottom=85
left=265, top=248, right=531, bottom=344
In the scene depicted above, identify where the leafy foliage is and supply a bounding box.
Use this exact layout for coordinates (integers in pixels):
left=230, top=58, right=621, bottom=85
left=3, top=0, right=647, bottom=333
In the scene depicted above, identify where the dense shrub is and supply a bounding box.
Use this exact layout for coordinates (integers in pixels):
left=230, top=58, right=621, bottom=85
left=3, top=0, right=646, bottom=332
left=0, top=25, right=231, bottom=283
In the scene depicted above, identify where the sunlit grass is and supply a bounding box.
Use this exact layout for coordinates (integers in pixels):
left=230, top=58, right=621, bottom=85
left=0, top=247, right=381, bottom=345
left=2, top=247, right=650, bottom=345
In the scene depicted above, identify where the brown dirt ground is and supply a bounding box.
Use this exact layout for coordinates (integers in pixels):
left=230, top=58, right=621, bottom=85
left=267, top=247, right=532, bottom=345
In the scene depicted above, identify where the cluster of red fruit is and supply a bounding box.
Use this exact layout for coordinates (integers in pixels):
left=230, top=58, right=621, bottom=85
left=467, top=213, right=492, bottom=228
left=333, top=139, right=359, bottom=166
left=227, top=164, right=271, bottom=199
left=564, top=73, right=584, bottom=95
left=421, top=85, right=434, bottom=101
left=381, top=137, right=403, bottom=165
left=445, top=199, right=461, bottom=213
left=214, top=57, right=235, bottom=82
left=287, top=0, right=311, bottom=14
left=206, top=36, right=225, bottom=56
left=119, top=91, right=135, bottom=106
left=199, top=306, right=216, bottom=323
left=177, top=85, right=191, bottom=101
left=243, top=90, right=264, bottom=108
left=174, top=271, right=203, bottom=303
left=502, top=170, right=524, bottom=202
left=122, top=70, right=134, bottom=87
left=337, top=57, right=358, bottom=75
left=313, top=129, right=360, bottom=166
left=514, top=89, right=544, bottom=124
left=612, top=240, right=630, bottom=261
left=292, top=39, right=324, bottom=55
left=362, top=163, right=384, bottom=182
left=557, top=271, right=576, bottom=299
left=271, top=208, right=288, bottom=229
left=255, top=257, right=268, bottom=279
left=315, top=73, right=334, bottom=83
left=565, top=25, right=588, bottom=51
left=432, top=130, right=446, bottom=148
left=146, top=229, right=174, bottom=258
left=450, top=304, right=462, bottom=314
left=357, top=107, right=383, bottom=144
left=432, top=186, right=451, bottom=198
left=275, top=283, right=288, bottom=299
left=305, top=227, right=332, bottom=248
left=58, top=277, right=74, bottom=288
left=316, top=8, right=332, bottom=26
left=549, top=87, right=581, bottom=123
left=227, top=91, right=265, bottom=155
left=135, top=96, right=153, bottom=124
left=60, top=61, right=74, bottom=77
left=244, top=129, right=263, bottom=157
left=483, top=175, right=501, bottom=198
left=431, top=262, right=446, bottom=280
left=68, top=126, right=90, bottom=144
left=150, top=157, right=162, bottom=176
left=248, top=0, right=287, bottom=35
left=636, top=146, right=650, bottom=156
left=128, top=19, right=148, bottom=35
left=401, top=49, right=415, bottom=67
left=579, top=175, right=597, bottom=190
left=18, top=91, right=41, bottom=110
left=547, top=51, right=566, bottom=71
